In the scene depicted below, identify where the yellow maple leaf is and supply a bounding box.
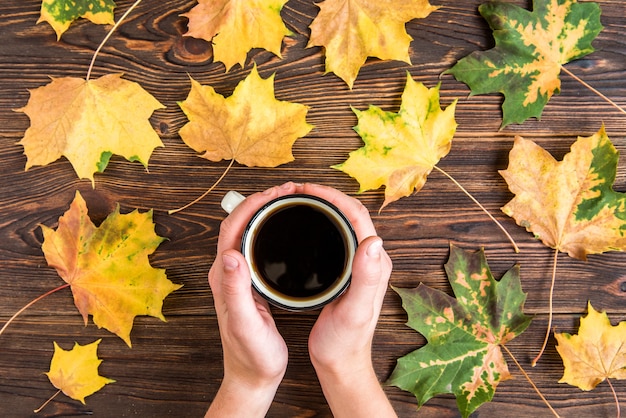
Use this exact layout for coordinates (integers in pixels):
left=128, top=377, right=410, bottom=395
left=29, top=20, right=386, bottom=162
left=555, top=302, right=626, bottom=391
left=17, top=74, right=165, bottom=186
left=183, top=0, right=291, bottom=71
left=178, top=65, right=312, bottom=167
left=308, top=0, right=439, bottom=88
left=46, top=339, right=114, bottom=404
left=499, top=126, right=626, bottom=260
left=41, top=191, right=182, bottom=347
left=333, top=74, right=457, bottom=209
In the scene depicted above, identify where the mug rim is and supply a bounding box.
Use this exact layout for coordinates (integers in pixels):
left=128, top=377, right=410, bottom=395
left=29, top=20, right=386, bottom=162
left=240, top=194, right=358, bottom=311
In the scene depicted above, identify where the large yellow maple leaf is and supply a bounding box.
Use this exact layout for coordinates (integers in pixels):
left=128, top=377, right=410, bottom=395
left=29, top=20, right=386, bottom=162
left=41, top=191, right=182, bottom=347
left=308, top=0, right=439, bottom=88
left=555, top=302, right=626, bottom=391
left=46, top=339, right=115, bottom=404
left=500, top=126, right=626, bottom=260
left=17, top=74, right=165, bottom=186
left=333, top=74, right=457, bottom=210
left=178, top=65, right=312, bottom=167
left=183, top=0, right=291, bottom=71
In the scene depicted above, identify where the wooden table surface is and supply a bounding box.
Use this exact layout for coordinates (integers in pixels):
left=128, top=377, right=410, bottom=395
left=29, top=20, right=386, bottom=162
left=1, top=1, right=625, bottom=417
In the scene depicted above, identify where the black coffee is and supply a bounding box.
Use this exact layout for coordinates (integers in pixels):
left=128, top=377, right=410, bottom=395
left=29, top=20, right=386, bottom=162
left=251, top=203, right=348, bottom=299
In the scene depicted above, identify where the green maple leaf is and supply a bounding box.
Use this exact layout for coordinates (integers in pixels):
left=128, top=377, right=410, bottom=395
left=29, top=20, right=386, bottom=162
left=445, top=0, right=603, bottom=128
left=38, top=0, right=116, bottom=40
left=387, top=245, right=531, bottom=418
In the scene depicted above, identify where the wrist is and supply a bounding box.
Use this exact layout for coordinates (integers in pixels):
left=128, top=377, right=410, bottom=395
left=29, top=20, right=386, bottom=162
left=313, top=362, right=396, bottom=418
left=206, top=374, right=282, bottom=417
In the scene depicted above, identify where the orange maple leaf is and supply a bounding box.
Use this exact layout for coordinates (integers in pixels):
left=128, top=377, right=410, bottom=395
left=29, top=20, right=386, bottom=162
left=500, top=126, right=626, bottom=260
left=183, top=0, right=291, bottom=71
left=17, top=74, right=164, bottom=186
left=308, top=0, right=439, bottom=87
left=41, top=191, right=182, bottom=347
left=178, top=65, right=312, bottom=167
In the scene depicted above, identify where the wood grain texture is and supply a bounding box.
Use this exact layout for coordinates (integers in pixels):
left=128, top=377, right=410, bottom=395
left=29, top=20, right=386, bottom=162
left=0, top=0, right=625, bottom=417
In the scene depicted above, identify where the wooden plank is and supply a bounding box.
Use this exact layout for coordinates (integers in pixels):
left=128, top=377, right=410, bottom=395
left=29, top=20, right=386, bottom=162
left=0, top=0, right=625, bottom=416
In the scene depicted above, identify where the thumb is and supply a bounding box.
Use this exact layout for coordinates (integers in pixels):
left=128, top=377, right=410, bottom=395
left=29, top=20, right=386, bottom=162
left=218, top=249, right=258, bottom=318
left=344, top=236, right=390, bottom=308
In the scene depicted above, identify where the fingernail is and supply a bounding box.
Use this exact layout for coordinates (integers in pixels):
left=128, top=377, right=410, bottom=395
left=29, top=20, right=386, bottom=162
left=280, top=181, right=293, bottom=190
left=222, top=253, right=239, bottom=271
left=367, top=239, right=383, bottom=258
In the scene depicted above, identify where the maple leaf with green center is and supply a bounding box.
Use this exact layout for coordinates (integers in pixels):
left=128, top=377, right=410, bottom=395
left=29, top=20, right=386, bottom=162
left=333, top=74, right=457, bottom=210
left=183, top=0, right=292, bottom=71
left=556, top=302, right=626, bottom=391
left=387, top=245, right=531, bottom=418
left=41, top=191, right=182, bottom=347
left=17, top=74, right=165, bottom=186
left=500, top=125, right=626, bottom=260
left=308, top=0, right=439, bottom=88
left=38, top=0, right=116, bottom=40
left=178, top=65, right=312, bottom=167
left=445, top=0, right=603, bottom=128
left=45, top=339, right=114, bottom=404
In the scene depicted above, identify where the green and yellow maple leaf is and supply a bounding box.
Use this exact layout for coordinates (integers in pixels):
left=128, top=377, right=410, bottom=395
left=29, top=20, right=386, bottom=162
left=333, top=74, right=457, bottom=210
left=556, top=302, right=626, bottom=392
left=183, top=0, right=291, bottom=71
left=17, top=74, right=164, bottom=186
left=46, top=339, right=114, bottom=404
left=38, top=0, right=116, bottom=40
left=500, top=125, right=626, bottom=260
left=308, top=0, right=438, bottom=88
left=178, top=65, right=312, bottom=167
left=41, top=191, right=182, bottom=347
left=445, top=0, right=603, bottom=128
left=387, top=245, right=531, bottom=418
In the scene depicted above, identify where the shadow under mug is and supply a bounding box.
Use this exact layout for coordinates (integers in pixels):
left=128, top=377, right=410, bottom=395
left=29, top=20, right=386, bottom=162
left=221, top=191, right=358, bottom=310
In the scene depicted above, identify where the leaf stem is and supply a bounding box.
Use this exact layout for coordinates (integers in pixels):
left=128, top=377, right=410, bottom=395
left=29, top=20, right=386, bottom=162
left=86, top=0, right=144, bottom=81
left=561, top=66, right=626, bottom=116
left=34, top=389, right=62, bottom=414
left=607, top=378, right=621, bottom=418
left=433, top=165, right=520, bottom=253
left=168, top=159, right=236, bottom=214
left=501, top=344, right=560, bottom=417
left=0, top=283, right=71, bottom=338
left=500, top=344, right=559, bottom=417
left=532, top=248, right=558, bottom=367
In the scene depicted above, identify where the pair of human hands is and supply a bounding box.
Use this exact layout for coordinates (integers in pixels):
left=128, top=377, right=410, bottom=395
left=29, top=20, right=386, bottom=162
left=206, top=182, right=395, bottom=417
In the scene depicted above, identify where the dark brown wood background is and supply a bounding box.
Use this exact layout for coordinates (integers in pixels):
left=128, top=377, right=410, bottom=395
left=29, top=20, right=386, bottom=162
left=1, top=1, right=625, bottom=417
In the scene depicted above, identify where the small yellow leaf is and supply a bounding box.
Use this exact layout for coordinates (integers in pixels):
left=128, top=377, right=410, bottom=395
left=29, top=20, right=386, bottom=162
left=41, top=191, right=182, bottom=347
left=308, top=0, right=438, bottom=87
left=46, top=339, right=114, bottom=404
left=555, top=302, right=626, bottom=391
left=183, top=0, right=291, bottom=71
left=17, top=74, right=165, bottom=186
left=178, top=65, right=312, bottom=167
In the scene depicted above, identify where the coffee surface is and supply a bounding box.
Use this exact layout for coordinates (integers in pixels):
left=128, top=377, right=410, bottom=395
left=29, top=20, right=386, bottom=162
left=252, top=204, right=347, bottom=298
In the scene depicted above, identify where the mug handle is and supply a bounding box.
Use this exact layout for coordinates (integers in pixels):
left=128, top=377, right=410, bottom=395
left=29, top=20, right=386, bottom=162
left=220, top=190, right=246, bottom=214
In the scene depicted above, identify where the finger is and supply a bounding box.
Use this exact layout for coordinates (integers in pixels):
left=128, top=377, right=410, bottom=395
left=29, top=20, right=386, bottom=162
left=217, top=182, right=303, bottom=253
left=215, top=249, right=261, bottom=320
left=343, top=237, right=392, bottom=310
left=301, top=183, right=377, bottom=241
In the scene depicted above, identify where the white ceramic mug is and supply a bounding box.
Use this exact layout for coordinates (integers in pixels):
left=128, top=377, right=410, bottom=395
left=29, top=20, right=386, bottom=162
left=221, top=191, right=358, bottom=310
